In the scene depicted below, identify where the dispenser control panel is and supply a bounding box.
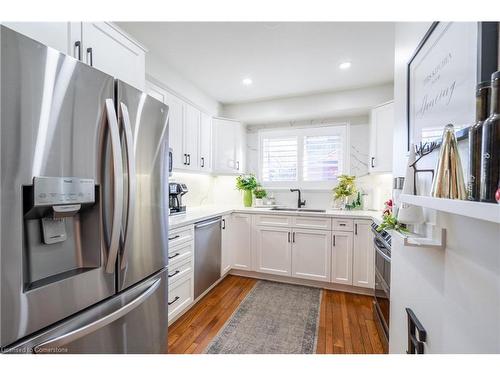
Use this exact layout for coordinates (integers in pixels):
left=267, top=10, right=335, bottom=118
left=33, top=177, right=95, bottom=206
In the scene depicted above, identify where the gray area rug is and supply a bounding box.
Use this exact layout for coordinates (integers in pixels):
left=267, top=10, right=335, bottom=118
left=205, top=280, right=322, bottom=354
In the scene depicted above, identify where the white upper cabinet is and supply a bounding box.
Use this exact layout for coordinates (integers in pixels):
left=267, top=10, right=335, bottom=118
left=3, top=22, right=146, bottom=90
left=81, top=23, right=146, bottom=90
left=352, top=220, right=374, bottom=288
left=199, top=113, right=212, bottom=172
left=2, top=22, right=81, bottom=58
left=212, top=118, right=246, bottom=174
left=291, top=229, right=331, bottom=282
left=183, top=104, right=201, bottom=170
left=145, top=81, right=213, bottom=172
left=369, top=101, right=394, bottom=173
left=331, top=231, right=353, bottom=285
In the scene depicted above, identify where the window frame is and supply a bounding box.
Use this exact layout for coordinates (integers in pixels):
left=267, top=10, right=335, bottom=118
left=258, top=123, right=350, bottom=190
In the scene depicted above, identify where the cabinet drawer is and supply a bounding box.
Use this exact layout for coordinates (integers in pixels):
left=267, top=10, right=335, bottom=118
left=167, top=258, right=193, bottom=285
left=293, top=216, right=332, bottom=230
left=254, top=214, right=292, bottom=227
left=168, top=274, right=193, bottom=322
left=168, top=225, right=194, bottom=247
left=332, top=218, right=354, bottom=231
left=168, top=240, right=193, bottom=267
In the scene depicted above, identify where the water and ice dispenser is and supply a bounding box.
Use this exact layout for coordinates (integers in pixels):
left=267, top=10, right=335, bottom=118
left=23, top=177, right=101, bottom=290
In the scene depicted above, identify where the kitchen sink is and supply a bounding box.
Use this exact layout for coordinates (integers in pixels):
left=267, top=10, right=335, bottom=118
left=270, top=207, right=326, bottom=213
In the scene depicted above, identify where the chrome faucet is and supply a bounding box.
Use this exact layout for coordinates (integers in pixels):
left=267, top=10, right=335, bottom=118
left=290, top=189, right=306, bottom=208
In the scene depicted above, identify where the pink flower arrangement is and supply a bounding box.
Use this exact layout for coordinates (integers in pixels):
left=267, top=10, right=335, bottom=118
left=383, top=199, right=393, bottom=216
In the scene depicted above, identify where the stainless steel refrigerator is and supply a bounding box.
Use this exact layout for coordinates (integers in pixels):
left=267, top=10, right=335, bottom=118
left=0, top=26, right=170, bottom=353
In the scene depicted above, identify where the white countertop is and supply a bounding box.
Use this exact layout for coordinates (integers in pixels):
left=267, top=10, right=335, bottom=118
left=169, top=205, right=383, bottom=229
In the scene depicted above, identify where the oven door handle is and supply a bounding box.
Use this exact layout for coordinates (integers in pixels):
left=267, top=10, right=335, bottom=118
left=375, top=243, right=391, bottom=263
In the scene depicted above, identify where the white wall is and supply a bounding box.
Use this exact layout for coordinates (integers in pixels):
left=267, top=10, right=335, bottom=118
left=221, top=83, right=393, bottom=125
left=147, top=53, right=221, bottom=116
left=389, top=22, right=500, bottom=354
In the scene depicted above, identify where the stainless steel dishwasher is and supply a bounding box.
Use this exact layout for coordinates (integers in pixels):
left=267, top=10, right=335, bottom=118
left=194, top=217, right=222, bottom=299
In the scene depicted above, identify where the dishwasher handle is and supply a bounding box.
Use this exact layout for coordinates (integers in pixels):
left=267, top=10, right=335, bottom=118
left=195, top=217, right=222, bottom=229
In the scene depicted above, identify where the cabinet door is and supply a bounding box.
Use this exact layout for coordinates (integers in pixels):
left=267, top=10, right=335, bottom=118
left=221, top=215, right=232, bottom=276
left=82, top=22, right=145, bottom=90
left=2, top=22, right=81, bottom=58
left=199, top=112, right=212, bottom=172
left=369, top=101, right=394, bottom=173
left=212, top=118, right=236, bottom=174
left=352, top=220, right=374, bottom=288
left=183, top=104, right=200, bottom=170
left=231, top=214, right=252, bottom=270
left=331, top=231, right=353, bottom=285
left=291, top=229, right=331, bottom=282
left=254, top=226, right=291, bottom=276
left=163, top=91, right=185, bottom=169
left=234, top=121, right=245, bottom=173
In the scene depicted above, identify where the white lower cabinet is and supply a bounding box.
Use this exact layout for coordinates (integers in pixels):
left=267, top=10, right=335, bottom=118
left=254, top=226, right=291, bottom=276
left=352, top=220, right=374, bottom=288
left=168, top=274, right=194, bottom=323
left=331, top=231, right=353, bottom=285
left=291, top=229, right=331, bottom=282
left=221, top=215, right=232, bottom=276
left=231, top=214, right=252, bottom=270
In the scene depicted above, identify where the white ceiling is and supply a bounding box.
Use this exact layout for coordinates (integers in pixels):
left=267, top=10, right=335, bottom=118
left=117, top=22, right=395, bottom=104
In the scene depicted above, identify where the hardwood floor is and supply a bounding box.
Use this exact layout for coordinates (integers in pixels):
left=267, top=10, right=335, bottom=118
left=167, top=275, right=386, bottom=354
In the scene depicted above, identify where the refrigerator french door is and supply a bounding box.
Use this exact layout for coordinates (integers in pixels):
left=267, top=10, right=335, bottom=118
left=0, top=26, right=170, bottom=353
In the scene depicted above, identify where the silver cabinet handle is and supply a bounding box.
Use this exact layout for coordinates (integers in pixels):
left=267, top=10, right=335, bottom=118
left=222, top=218, right=226, bottom=230
left=371, top=157, right=375, bottom=168
left=333, top=235, right=336, bottom=246
left=355, top=223, right=358, bottom=235
left=201, top=157, right=205, bottom=168
left=236, top=161, right=240, bottom=170
left=288, top=232, right=291, bottom=243
left=292, top=232, right=296, bottom=243
left=168, top=253, right=180, bottom=260
left=168, top=235, right=180, bottom=241
left=168, top=296, right=180, bottom=306
left=119, top=103, right=137, bottom=270
left=33, top=277, right=161, bottom=352
left=104, top=99, right=124, bottom=273
left=74, top=41, right=81, bottom=60
left=86, top=47, right=93, bottom=66
left=187, top=154, right=191, bottom=166
left=183, top=154, right=187, bottom=165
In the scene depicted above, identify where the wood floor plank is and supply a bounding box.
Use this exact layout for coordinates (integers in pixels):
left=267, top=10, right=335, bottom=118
left=316, top=291, right=327, bottom=354
left=167, top=276, right=386, bottom=354
left=331, top=291, right=346, bottom=354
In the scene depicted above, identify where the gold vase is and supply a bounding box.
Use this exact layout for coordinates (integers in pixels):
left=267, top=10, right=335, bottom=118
left=431, top=124, right=467, bottom=199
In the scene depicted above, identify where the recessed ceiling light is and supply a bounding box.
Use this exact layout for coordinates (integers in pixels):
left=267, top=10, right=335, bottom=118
left=339, top=61, right=352, bottom=70
left=242, top=78, right=253, bottom=85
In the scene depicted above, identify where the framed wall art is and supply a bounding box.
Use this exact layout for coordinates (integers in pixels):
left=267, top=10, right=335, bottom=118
left=407, top=22, right=499, bottom=150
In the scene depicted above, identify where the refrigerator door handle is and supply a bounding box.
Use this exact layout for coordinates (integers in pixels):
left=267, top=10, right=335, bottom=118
left=104, top=99, right=124, bottom=273
left=32, top=277, right=161, bottom=352
left=119, top=102, right=137, bottom=270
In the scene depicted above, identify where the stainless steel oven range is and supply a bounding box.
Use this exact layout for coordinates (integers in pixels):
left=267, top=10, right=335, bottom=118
left=371, top=222, right=391, bottom=351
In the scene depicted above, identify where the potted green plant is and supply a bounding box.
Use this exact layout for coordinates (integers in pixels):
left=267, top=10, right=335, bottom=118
left=332, top=175, right=357, bottom=209
left=235, top=174, right=258, bottom=207
left=253, top=186, right=267, bottom=206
